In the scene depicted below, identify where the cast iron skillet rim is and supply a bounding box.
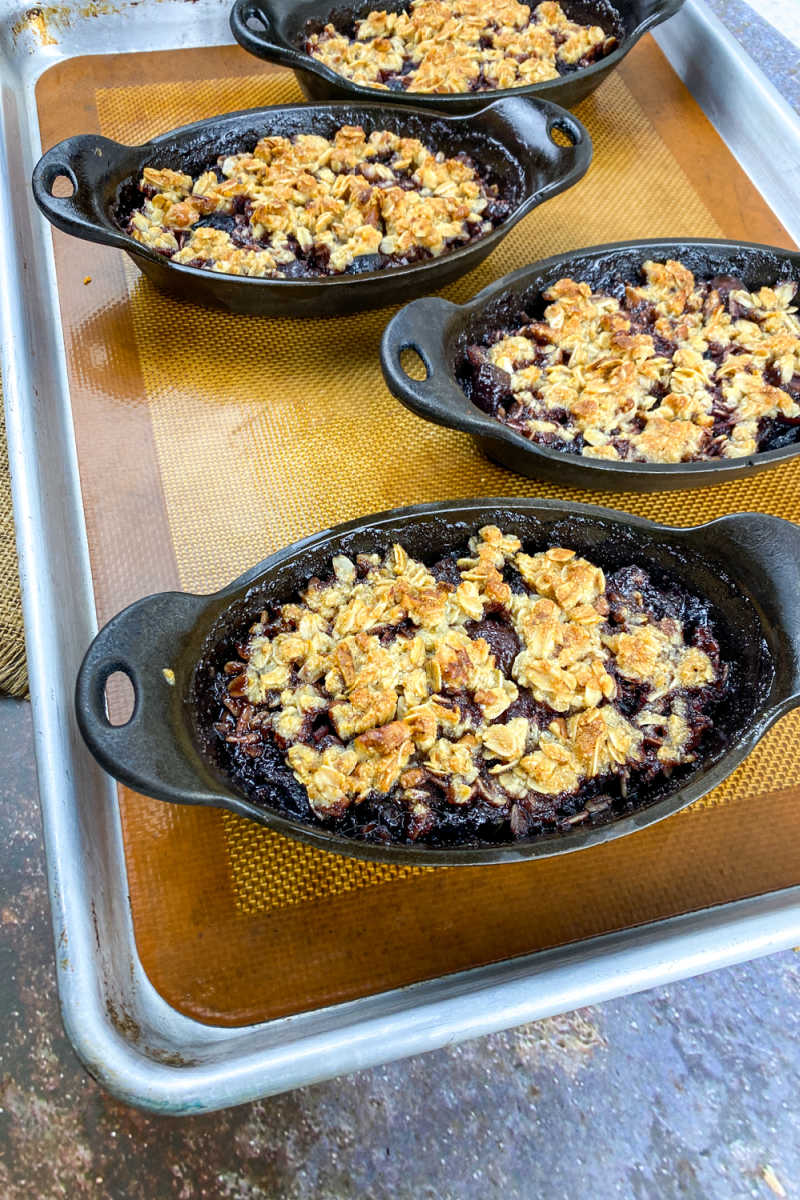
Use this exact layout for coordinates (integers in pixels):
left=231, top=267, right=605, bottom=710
left=230, top=0, right=685, bottom=103
left=75, top=497, right=795, bottom=867
left=381, top=236, right=800, bottom=478
left=34, top=97, right=590, bottom=290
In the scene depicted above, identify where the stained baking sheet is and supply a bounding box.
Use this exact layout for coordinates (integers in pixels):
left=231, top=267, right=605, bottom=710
left=2, top=0, right=800, bottom=1110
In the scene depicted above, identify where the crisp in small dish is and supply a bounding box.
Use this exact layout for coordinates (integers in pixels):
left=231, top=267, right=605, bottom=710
left=305, top=0, right=618, bottom=95
left=210, top=525, right=727, bottom=847
left=127, top=125, right=511, bottom=279
left=461, top=259, right=800, bottom=464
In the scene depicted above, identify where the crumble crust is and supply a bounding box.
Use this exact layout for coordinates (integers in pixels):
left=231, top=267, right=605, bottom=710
left=125, top=126, right=506, bottom=277
left=214, top=527, right=724, bottom=843
left=305, top=0, right=617, bottom=93
left=463, top=259, right=800, bottom=463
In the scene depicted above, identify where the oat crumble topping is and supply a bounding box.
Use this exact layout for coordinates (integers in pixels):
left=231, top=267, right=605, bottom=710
left=211, top=526, right=726, bottom=846
left=124, top=126, right=508, bottom=278
left=305, top=0, right=617, bottom=93
left=462, top=260, right=800, bottom=463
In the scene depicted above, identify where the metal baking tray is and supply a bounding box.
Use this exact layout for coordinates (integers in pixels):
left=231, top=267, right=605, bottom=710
left=2, top=0, right=800, bottom=1113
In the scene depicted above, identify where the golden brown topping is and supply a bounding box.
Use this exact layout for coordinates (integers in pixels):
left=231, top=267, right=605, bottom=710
left=127, top=126, right=501, bottom=278
left=216, top=528, right=722, bottom=840
left=604, top=623, right=715, bottom=702
left=305, top=0, right=615, bottom=94
left=482, top=717, right=529, bottom=763
left=466, top=260, right=800, bottom=463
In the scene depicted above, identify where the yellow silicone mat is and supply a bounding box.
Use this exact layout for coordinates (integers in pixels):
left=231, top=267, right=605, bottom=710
left=37, top=39, right=800, bottom=1025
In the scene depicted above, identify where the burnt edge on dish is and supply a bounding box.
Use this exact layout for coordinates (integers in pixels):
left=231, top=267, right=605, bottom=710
left=189, top=511, right=770, bottom=851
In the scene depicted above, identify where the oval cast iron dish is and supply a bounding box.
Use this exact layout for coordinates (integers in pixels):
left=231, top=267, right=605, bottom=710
left=381, top=238, right=800, bottom=491
left=75, top=498, right=800, bottom=866
left=229, top=0, right=685, bottom=115
left=31, top=98, right=591, bottom=318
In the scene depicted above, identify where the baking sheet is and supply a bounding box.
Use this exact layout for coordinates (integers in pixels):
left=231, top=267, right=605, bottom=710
left=3, top=0, right=800, bottom=1109
left=36, top=38, right=800, bottom=1026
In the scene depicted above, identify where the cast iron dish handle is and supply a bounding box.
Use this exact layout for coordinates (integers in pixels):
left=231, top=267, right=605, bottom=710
left=230, top=0, right=310, bottom=71
left=447, top=97, right=591, bottom=214
left=380, top=296, right=477, bottom=430
left=75, top=591, right=214, bottom=803
left=526, top=108, right=591, bottom=208
left=32, top=135, right=140, bottom=254
left=716, top=513, right=800, bottom=718
left=634, top=0, right=686, bottom=36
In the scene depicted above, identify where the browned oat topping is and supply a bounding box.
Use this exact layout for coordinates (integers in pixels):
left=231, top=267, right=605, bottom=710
left=305, top=0, right=617, bottom=94
left=125, top=126, right=508, bottom=278
left=463, top=260, right=800, bottom=463
left=212, top=527, right=726, bottom=846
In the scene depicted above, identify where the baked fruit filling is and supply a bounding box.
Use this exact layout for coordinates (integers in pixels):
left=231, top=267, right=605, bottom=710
left=210, top=527, right=728, bottom=847
left=125, top=126, right=509, bottom=278
left=461, top=260, right=800, bottom=463
left=305, top=0, right=617, bottom=93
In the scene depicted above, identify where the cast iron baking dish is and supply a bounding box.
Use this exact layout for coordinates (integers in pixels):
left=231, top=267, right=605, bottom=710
left=75, top=497, right=800, bottom=867
left=31, top=98, right=590, bottom=318
left=381, top=238, right=800, bottom=491
left=230, top=0, right=685, bottom=114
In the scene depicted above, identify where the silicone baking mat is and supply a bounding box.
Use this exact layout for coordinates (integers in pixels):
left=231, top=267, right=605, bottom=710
left=37, top=39, right=800, bottom=1026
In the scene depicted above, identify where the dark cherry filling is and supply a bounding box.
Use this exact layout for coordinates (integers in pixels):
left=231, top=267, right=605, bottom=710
left=204, top=545, right=729, bottom=848
left=460, top=270, right=800, bottom=461
left=463, top=616, right=521, bottom=675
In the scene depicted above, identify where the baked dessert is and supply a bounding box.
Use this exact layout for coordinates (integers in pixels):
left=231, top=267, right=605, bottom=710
left=209, top=526, right=728, bottom=846
left=305, top=0, right=618, bottom=93
left=125, top=126, right=509, bottom=278
left=461, top=259, right=800, bottom=462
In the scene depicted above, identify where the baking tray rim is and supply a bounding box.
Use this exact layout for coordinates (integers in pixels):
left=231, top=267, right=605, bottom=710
left=2, top=0, right=800, bottom=1113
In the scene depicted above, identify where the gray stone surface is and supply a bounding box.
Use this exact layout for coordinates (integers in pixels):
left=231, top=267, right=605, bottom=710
left=704, top=0, right=800, bottom=113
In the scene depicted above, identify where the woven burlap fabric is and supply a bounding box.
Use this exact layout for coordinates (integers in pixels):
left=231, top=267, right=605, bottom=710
left=0, top=385, right=27, bottom=699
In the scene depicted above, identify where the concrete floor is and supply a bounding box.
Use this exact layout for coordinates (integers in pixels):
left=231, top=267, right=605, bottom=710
left=704, top=0, right=800, bottom=112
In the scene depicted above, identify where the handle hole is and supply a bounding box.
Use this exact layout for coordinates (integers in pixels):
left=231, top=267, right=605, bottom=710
left=245, top=11, right=268, bottom=31
left=399, top=346, right=429, bottom=381
left=50, top=173, right=75, bottom=198
left=105, top=669, right=135, bottom=727
left=549, top=121, right=576, bottom=148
